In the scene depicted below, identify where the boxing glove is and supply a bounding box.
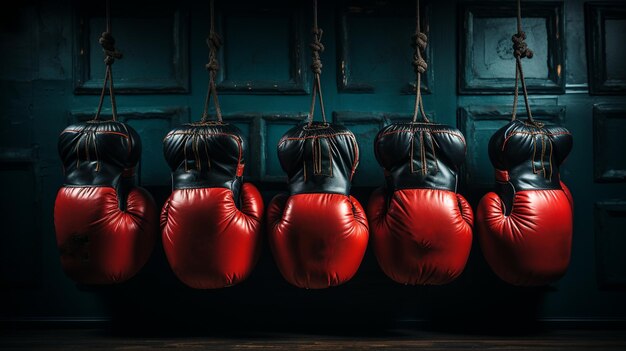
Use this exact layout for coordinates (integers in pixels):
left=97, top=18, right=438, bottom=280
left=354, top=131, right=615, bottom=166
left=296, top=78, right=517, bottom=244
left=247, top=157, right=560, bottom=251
left=267, top=122, right=369, bottom=289
left=161, top=122, right=263, bottom=289
left=476, top=119, right=573, bottom=286
left=54, top=121, right=157, bottom=285
left=368, top=122, right=473, bottom=285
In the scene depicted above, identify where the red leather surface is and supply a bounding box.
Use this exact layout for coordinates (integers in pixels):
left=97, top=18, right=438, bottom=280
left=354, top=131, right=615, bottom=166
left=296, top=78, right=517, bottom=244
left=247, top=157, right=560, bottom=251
left=561, top=181, right=574, bottom=210
left=54, top=186, right=157, bottom=284
left=456, top=193, right=475, bottom=227
left=477, top=188, right=573, bottom=286
left=161, top=183, right=263, bottom=289
left=267, top=193, right=369, bottom=289
left=368, top=188, right=473, bottom=285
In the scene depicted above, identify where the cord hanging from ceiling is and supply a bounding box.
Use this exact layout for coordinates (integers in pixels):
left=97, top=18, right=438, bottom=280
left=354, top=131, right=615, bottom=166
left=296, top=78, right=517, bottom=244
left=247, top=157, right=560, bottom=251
left=510, top=0, right=541, bottom=126
left=411, top=0, right=429, bottom=123
left=308, top=0, right=327, bottom=126
left=201, top=0, right=224, bottom=123
left=94, top=0, right=123, bottom=121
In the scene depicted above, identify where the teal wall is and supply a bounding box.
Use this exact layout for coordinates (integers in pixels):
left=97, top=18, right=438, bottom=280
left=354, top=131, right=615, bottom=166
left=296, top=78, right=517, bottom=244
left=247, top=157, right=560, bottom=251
left=1, top=0, right=626, bottom=330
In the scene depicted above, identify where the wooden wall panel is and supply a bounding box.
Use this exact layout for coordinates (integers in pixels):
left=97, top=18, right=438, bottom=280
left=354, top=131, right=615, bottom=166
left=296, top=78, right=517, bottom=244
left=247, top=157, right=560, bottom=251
left=459, top=2, right=564, bottom=94
left=336, top=0, right=432, bottom=94
left=2, top=0, right=626, bottom=324
left=73, top=3, right=189, bottom=94
left=595, top=201, right=626, bottom=289
left=585, top=2, right=626, bottom=94
left=593, top=104, right=626, bottom=182
left=216, top=1, right=308, bottom=94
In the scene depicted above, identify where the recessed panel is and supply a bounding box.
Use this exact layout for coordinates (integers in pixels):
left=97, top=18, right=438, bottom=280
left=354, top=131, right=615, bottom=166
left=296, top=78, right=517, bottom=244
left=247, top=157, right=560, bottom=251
left=593, top=105, right=626, bottom=182
left=595, top=201, right=626, bottom=289
left=605, top=20, right=626, bottom=81
left=337, top=1, right=431, bottom=94
left=472, top=17, right=548, bottom=80
left=585, top=3, right=626, bottom=94
left=74, top=3, right=189, bottom=93
left=459, top=2, right=564, bottom=94
left=224, top=15, right=291, bottom=82
left=217, top=2, right=307, bottom=94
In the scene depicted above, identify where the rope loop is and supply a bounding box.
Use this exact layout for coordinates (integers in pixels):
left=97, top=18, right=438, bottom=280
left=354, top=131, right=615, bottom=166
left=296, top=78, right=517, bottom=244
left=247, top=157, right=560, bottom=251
left=207, top=31, right=223, bottom=50
left=411, top=0, right=429, bottom=123
left=510, top=0, right=536, bottom=124
left=204, top=32, right=222, bottom=73
left=310, top=28, right=324, bottom=75
left=512, top=31, right=533, bottom=59
left=93, top=0, right=121, bottom=121
left=308, top=0, right=327, bottom=125
left=205, top=59, right=220, bottom=73
left=411, top=33, right=428, bottom=75
left=411, top=32, right=427, bottom=52
left=99, top=31, right=122, bottom=65
left=201, top=0, right=223, bottom=123
left=413, top=56, right=428, bottom=75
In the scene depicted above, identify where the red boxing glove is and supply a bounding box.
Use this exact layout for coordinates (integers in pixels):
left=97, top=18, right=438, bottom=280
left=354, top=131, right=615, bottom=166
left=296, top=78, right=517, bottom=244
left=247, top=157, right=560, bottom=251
left=476, top=120, right=573, bottom=286
left=54, top=121, right=157, bottom=285
left=368, top=123, right=473, bottom=285
left=267, top=122, right=369, bottom=289
left=161, top=122, right=263, bottom=289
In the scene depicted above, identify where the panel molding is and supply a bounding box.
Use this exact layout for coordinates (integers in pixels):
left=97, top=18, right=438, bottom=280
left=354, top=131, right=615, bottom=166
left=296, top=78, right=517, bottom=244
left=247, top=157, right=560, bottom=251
left=458, top=1, right=564, bottom=95
left=384, top=112, right=437, bottom=124
left=73, top=4, right=190, bottom=94
left=336, top=0, right=432, bottom=94
left=595, top=200, right=626, bottom=289
left=593, top=104, right=626, bottom=182
left=333, top=111, right=388, bottom=125
left=215, top=2, right=308, bottom=95
left=585, top=2, right=626, bottom=95
left=69, top=107, right=189, bottom=124
left=458, top=104, right=566, bottom=190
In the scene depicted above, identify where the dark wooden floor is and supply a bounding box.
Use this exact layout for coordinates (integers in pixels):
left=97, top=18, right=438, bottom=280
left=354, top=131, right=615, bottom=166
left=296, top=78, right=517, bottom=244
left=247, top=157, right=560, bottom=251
left=1, top=328, right=626, bottom=350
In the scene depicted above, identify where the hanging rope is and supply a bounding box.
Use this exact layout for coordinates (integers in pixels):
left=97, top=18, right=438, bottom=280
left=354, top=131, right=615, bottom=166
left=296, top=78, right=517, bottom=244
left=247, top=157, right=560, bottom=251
left=411, top=0, right=429, bottom=123
left=94, top=0, right=123, bottom=121
left=510, top=0, right=541, bottom=126
left=201, top=0, right=224, bottom=123
left=308, top=0, right=327, bottom=126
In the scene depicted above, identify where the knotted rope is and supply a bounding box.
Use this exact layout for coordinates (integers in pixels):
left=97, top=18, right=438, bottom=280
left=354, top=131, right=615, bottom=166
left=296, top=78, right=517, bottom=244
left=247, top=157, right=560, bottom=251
left=94, top=0, right=122, bottom=121
left=307, top=0, right=327, bottom=126
left=411, top=0, right=429, bottom=123
left=201, top=0, right=223, bottom=123
left=511, top=0, right=542, bottom=126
